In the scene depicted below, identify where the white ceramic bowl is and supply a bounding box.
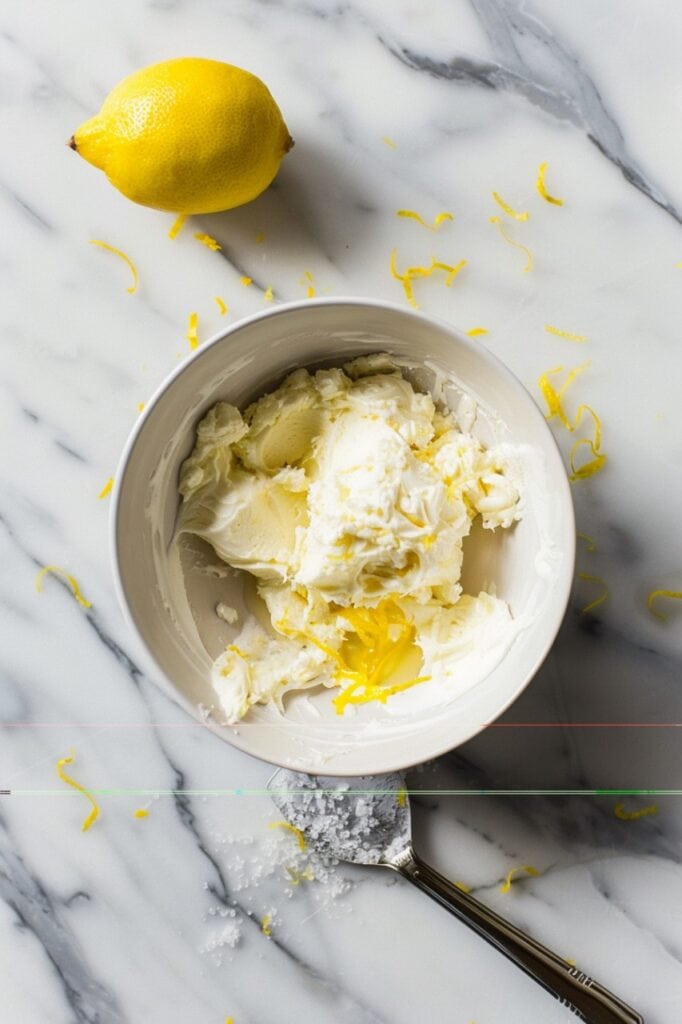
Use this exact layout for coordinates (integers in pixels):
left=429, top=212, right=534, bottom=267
left=112, top=298, right=574, bottom=775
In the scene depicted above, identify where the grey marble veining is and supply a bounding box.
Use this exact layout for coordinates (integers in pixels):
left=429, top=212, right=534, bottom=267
left=1, top=1, right=682, bottom=1022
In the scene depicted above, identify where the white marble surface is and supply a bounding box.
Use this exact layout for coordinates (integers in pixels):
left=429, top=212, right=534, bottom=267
left=2, top=1, right=682, bottom=1021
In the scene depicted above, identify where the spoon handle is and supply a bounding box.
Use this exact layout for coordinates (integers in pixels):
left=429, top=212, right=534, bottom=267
left=392, top=847, right=643, bottom=1024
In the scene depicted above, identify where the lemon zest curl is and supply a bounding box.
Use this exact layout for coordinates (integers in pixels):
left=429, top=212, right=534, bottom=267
left=500, top=865, right=539, bottom=894
left=89, top=240, right=138, bottom=294
left=492, top=191, right=529, bottom=221
left=489, top=216, right=533, bottom=272
left=397, top=209, right=454, bottom=231
left=537, top=162, right=564, bottom=206
left=35, top=566, right=92, bottom=608
left=56, top=752, right=100, bottom=832
left=647, top=589, right=682, bottom=622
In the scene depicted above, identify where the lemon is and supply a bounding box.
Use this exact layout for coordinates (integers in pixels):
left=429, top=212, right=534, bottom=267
left=70, top=58, right=293, bottom=214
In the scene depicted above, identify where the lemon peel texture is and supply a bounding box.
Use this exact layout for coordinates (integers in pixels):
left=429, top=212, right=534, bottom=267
left=71, top=58, right=293, bottom=214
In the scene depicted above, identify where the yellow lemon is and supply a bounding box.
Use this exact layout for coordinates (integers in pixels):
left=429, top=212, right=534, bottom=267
left=70, top=58, right=293, bottom=214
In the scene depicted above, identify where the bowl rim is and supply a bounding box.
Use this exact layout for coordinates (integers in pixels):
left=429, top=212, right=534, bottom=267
left=110, top=296, right=576, bottom=775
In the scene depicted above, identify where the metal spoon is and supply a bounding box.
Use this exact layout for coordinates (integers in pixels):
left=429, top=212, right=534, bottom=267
left=268, top=769, right=643, bottom=1024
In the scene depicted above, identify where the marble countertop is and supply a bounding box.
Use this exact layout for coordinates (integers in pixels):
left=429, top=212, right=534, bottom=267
left=2, top=1, right=682, bottom=1021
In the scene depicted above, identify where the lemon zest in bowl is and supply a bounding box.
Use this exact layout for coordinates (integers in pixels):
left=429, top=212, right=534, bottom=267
left=577, top=532, right=597, bottom=552
left=98, top=477, right=113, bottom=500
left=467, top=327, right=489, bottom=337
left=536, top=162, right=564, bottom=206
left=261, top=914, right=272, bottom=936
left=187, top=312, right=199, bottom=350
left=500, top=865, right=539, bottom=893
left=56, top=752, right=99, bottom=832
left=214, top=296, right=228, bottom=315
left=89, top=240, right=138, bottom=294
left=396, top=209, right=454, bottom=231
left=333, top=674, right=430, bottom=714
left=489, top=217, right=533, bottom=272
left=492, top=191, right=529, bottom=221
left=382, top=136, right=397, bottom=149
left=545, top=324, right=587, bottom=343
left=194, top=231, right=221, bottom=251
left=168, top=213, right=187, bottom=239
left=454, top=881, right=471, bottom=893
left=137, top=402, right=145, bottom=413
left=614, top=802, right=658, bottom=821
left=264, top=284, right=274, bottom=303
left=647, top=589, right=682, bottom=621
left=268, top=820, right=307, bottom=850
left=577, top=572, right=609, bottom=614
left=240, top=276, right=253, bottom=287
left=36, top=566, right=92, bottom=608
left=134, top=808, right=149, bottom=819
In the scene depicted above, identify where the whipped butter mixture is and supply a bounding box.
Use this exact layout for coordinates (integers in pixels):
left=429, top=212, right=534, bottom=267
left=178, top=358, right=522, bottom=721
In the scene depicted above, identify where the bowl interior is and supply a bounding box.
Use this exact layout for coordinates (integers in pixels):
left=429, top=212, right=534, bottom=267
left=113, top=300, right=574, bottom=774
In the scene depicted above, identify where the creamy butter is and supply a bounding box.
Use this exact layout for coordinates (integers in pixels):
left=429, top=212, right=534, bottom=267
left=178, top=358, right=523, bottom=722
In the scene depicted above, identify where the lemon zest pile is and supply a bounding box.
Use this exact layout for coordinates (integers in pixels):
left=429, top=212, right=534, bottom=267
left=36, top=566, right=92, bottom=608
left=89, top=240, right=138, bottom=294
left=186, top=312, right=199, bottom=350
left=396, top=209, right=454, bottom=231
left=467, top=327, right=488, bottom=337
left=537, top=362, right=590, bottom=431
left=134, top=808, right=149, bottom=819
left=56, top=753, right=100, bottom=832
left=492, top=191, right=529, bottom=221
left=382, top=136, right=397, bottom=149
left=137, top=402, right=145, bottom=413
left=614, top=802, right=658, bottom=821
left=302, top=270, right=315, bottom=298
left=489, top=217, right=533, bottom=272
left=268, top=820, right=307, bottom=850
left=240, top=276, right=252, bottom=287
left=225, top=1018, right=234, bottom=1024
left=545, top=324, right=587, bottom=343
left=577, top=531, right=597, bottom=552
left=264, top=285, right=274, bottom=303
left=577, top=572, right=609, bottom=614
left=261, top=914, right=272, bottom=936
left=98, top=477, right=113, bottom=500
left=168, top=214, right=187, bottom=239
left=536, top=162, right=564, bottom=206
left=647, top=589, right=682, bottom=622
left=278, top=598, right=431, bottom=714
left=500, top=865, right=539, bottom=894
left=390, top=250, right=467, bottom=308
left=396, top=788, right=408, bottom=808
left=255, top=231, right=265, bottom=244
left=194, top=231, right=221, bottom=251
left=214, top=296, right=228, bottom=315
